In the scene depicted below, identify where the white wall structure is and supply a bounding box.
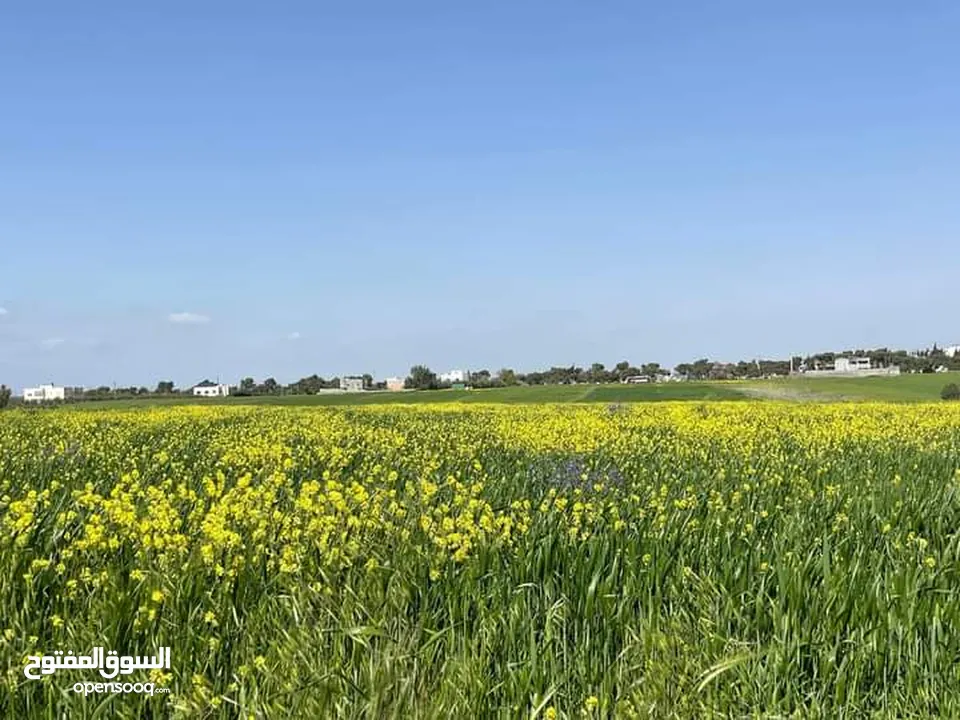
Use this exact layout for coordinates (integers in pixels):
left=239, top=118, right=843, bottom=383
left=385, top=377, right=405, bottom=391
left=340, top=376, right=364, bottom=392
left=945, top=346, right=960, bottom=358
left=192, top=383, right=230, bottom=397
left=438, top=369, right=469, bottom=383
left=834, top=357, right=872, bottom=372
left=22, top=384, right=66, bottom=402
left=798, top=355, right=900, bottom=378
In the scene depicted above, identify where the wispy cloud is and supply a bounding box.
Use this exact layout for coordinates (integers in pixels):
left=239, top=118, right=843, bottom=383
left=0, top=307, right=8, bottom=316
left=168, top=312, right=211, bottom=324
left=41, top=337, right=65, bottom=348
left=288, top=331, right=302, bottom=340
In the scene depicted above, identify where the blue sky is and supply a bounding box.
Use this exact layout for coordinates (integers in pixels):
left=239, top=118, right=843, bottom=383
left=2, top=1, right=958, bottom=390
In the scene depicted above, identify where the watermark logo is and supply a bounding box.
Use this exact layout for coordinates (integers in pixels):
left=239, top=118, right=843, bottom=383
left=70, top=680, right=169, bottom=696
left=23, top=646, right=171, bottom=695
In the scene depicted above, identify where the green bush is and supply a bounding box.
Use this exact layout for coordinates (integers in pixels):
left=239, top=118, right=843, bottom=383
left=941, top=383, right=960, bottom=401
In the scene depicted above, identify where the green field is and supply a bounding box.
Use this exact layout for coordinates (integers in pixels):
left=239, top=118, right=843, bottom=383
left=65, top=372, right=960, bottom=410
left=7, top=402, right=960, bottom=716
left=65, top=382, right=750, bottom=409
left=743, top=371, right=959, bottom=403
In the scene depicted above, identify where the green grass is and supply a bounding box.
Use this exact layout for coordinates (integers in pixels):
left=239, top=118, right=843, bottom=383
left=745, top=371, right=960, bottom=402
left=583, top=383, right=747, bottom=402
left=5, top=403, right=960, bottom=717
left=43, top=372, right=960, bottom=411
left=70, top=382, right=751, bottom=409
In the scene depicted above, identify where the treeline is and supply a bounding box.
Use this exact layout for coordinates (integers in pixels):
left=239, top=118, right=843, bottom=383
left=800, top=346, right=960, bottom=374
left=402, top=360, right=787, bottom=388
left=233, top=374, right=385, bottom=395
left=4, top=345, right=959, bottom=407
left=405, top=345, right=960, bottom=388
left=402, top=362, right=666, bottom=389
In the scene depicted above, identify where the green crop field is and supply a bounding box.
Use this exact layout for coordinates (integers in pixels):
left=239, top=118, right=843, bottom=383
left=62, top=372, right=960, bottom=410
left=744, top=371, right=959, bottom=403
left=64, top=382, right=750, bottom=410
left=6, top=402, right=960, bottom=717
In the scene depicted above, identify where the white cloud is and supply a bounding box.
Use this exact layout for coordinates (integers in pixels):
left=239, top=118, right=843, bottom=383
left=288, top=331, right=302, bottom=340
left=0, top=307, right=7, bottom=316
left=168, top=312, right=210, bottom=324
left=41, top=337, right=65, bottom=348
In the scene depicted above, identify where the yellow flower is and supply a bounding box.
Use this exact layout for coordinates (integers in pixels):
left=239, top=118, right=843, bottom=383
left=544, top=707, right=558, bottom=720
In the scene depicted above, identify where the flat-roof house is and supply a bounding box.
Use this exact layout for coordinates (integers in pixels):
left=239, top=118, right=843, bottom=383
left=23, top=384, right=66, bottom=402
left=340, top=376, right=364, bottom=392
left=385, top=377, right=405, bottom=391
left=834, top=357, right=871, bottom=372
left=192, top=380, right=230, bottom=397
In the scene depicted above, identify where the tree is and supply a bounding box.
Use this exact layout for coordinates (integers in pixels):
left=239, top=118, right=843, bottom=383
left=239, top=377, right=256, bottom=395
left=0, top=384, right=10, bottom=409
left=405, top=365, right=437, bottom=390
left=640, top=362, right=662, bottom=379
left=941, top=383, right=960, bottom=401
left=497, top=368, right=518, bottom=386
left=155, top=381, right=175, bottom=394
left=690, top=358, right=712, bottom=380
left=260, top=378, right=279, bottom=395
left=589, top=363, right=608, bottom=383
left=471, top=369, right=492, bottom=387
left=288, top=374, right=323, bottom=395
left=361, top=373, right=374, bottom=390
left=614, top=361, right=631, bottom=382
left=674, top=363, right=693, bottom=379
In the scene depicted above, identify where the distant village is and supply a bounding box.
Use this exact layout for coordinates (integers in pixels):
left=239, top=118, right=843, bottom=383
left=17, top=343, right=960, bottom=403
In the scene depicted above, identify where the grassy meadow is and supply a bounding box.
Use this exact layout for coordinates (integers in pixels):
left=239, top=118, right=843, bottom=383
left=3, top=401, right=960, bottom=717
left=66, top=371, right=959, bottom=410
left=743, top=371, right=960, bottom=402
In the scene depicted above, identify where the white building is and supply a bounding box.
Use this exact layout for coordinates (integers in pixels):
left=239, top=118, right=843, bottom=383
left=834, top=357, right=872, bottom=372
left=385, top=377, right=405, bottom=391
left=340, top=376, right=364, bottom=392
left=945, top=345, right=960, bottom=358
left=438, top=369, right=469, bottom=383
left=23, top=384, right=66, bottom=402
left=192, top=381, right=230, bottom=397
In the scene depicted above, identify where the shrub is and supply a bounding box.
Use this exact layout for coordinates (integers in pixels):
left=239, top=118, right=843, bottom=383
left=941, top=383, right=960, bottom=401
